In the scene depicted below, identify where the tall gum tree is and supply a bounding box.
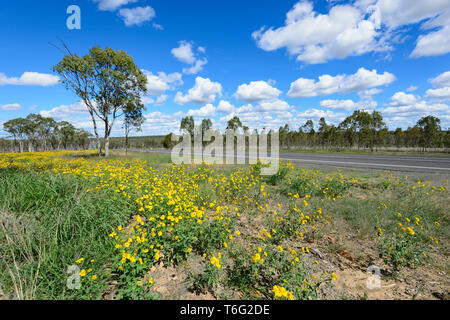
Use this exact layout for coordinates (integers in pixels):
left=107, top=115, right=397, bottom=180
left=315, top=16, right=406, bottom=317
left=3, top=118, right=27, bottom=153
left=123, top=106, right=145, bottom=156
left=54, top=45, right=147, bottom=156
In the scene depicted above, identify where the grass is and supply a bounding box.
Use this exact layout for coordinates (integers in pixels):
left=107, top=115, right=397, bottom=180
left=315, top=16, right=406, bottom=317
left=107, top=150, right=172, bottom=164
left=0, top=150, right=448, bottom=300
left=0, top=169, right=134, bottom=299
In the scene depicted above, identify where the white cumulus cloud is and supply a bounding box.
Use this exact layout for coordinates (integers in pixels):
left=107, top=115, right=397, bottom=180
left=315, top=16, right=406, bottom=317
left=93, top=0, right=137, bottom=11
left=426, top=71, right=450, bottom=102
left=387, top=91, right=418, bottom=107
left=287, top=67, right=395, bottom=98
left=425, top=87, right=450, bottom=102
left=296, top=108, right=346, bottom=123
left=234, top=80, right=282, bottom=102
left=380, top=101, right=449, bottom=117
left=0, top=72, right=60, bottom=86
left=256, top=99, right=293, bottom=112
left=174, top=77, right=222, bottom=105
left=142, top=70, right=183, bottom=96
left=252, top=1, right=383, bottom=64
left=410, top=26, right=450, bottom=58
left=357, top=0, right=450, bottom=29
left=183, top=58, right=208, bottom=75
left=379, top=89, right=450, bottom=127
left=320, top=99, right=376, bottom=111
left=154, top=94, right=168, bottom=106
left=172, top=41, right=208, bottom=74
left=430, top=71, right=450, bottom=88
left=216, top=100, right=235, bottom=114
left=253, top=0, right=450, bottom=63
left=118, top=6, right=155, bottom=26
left=187, top=103, right=217, bottom=117
left=1, top=103, right=21, bottom=111
left=40, top=101, right=89, bottom=119
left=171, top=41, right=196, bottom=64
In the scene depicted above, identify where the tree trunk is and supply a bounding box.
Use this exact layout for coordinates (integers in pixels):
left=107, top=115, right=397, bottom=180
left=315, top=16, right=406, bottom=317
left=96, top=137, right=101, bottom=156
left=105, top=136, right=110, bottom=157
left=87, top=108, right=101, bottom=156
left=19, top=140, right=24, bottom=153
left=104, top=115, right=115, bottom=158
left=104, top=121, right=110, bottom=157
left=125, top=131, right=129, bottom=157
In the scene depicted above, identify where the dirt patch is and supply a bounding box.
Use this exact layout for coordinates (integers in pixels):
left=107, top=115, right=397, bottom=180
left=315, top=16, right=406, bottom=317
left=148, top=262, right=215, bottom=300
left=315, top=214, right=450, bottom=300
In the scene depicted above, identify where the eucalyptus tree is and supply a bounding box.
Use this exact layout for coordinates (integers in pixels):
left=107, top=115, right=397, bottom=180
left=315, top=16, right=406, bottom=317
left=21, top=114, right=40, bottom=152
left=279, top=124, right=290, bottom=148
left=226, top=116, right=243, bottom=131
left=180, top=116, right=195, bottom=136
left=26, top=114, right=57, bottom=151
left=318, top=117, right=330, bottom=148
left=123, top=107, right=145, bottom=156
left=405, top=126, right=421, bottom=148
left=73, top=128, right=92, bottom=150
left=301, top=120, right=315, bottom=147
left=54, top=45, right=147, bottom=156
left=201, top=118, right=212, bottom=134
left=393, top=128, right=404, bottom=148
left=339, top=110, right=386, bottom=151
left=445, top=129, right=450, bottom=148
left=416, top=115, right=441, bottom=151
left=3, top=118, right=28, bottom=153
left=57, top=121, right=76, bottom=149
left=200, top=118, right=213, bottom=147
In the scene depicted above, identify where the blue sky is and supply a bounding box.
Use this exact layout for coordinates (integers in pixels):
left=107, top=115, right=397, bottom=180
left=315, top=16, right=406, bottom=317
left=1, top=0, right=450, bottom=137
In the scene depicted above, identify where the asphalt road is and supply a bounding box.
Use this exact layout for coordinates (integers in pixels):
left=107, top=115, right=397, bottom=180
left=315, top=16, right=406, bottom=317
left=148, top=149, right=450, bottom=173
left=277, top=152, right=450, bottom=173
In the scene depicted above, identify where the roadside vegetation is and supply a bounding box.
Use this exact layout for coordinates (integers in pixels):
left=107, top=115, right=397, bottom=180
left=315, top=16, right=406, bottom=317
left=0, top=150, right=448, bottom=300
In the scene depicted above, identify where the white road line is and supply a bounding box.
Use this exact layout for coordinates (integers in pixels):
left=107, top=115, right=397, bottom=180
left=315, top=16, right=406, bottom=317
left=279, top=153, right=450, bottom=163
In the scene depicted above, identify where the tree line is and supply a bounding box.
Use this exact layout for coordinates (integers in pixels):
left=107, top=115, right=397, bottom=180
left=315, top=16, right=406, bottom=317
left=167, top=111, right=449, bottom=152
left=281, top=111, right=449, bottom=151
left=2, top=114, right=91, bottom=153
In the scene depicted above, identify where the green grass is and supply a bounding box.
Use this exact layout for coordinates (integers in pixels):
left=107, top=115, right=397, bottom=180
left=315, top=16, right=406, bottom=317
left=107, top=150, right=172, bottom=164
left=108, top=135, right=165, bottom=149
left=0, top=169, right=135, bottom=299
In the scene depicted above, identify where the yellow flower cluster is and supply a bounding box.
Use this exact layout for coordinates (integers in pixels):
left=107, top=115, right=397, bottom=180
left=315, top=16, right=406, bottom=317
left=210, top=255, right=221, bottom=269
left=272, top=285, right=294, bottom=300
left=3, top=152, right=377, bottom=298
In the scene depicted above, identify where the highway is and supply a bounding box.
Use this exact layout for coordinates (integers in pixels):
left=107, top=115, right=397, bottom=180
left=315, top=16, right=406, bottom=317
left=277, top=152, right=450, bottom=173
left=148, top=149, right=450, bottom=173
